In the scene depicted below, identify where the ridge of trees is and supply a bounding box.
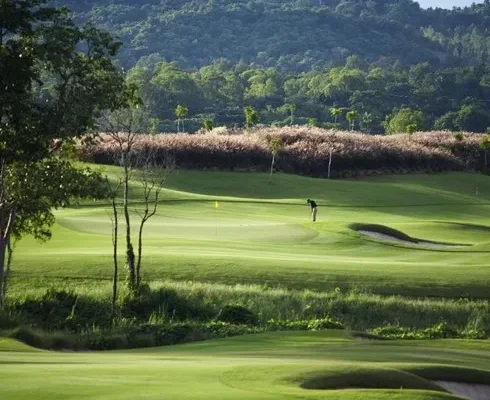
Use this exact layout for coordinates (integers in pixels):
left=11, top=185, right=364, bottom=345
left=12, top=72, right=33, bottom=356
left=124, top=58, right=490, bottom=134
left=53, top=0, right=490, bottom=71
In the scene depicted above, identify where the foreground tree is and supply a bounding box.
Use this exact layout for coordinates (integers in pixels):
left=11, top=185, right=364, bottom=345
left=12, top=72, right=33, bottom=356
left=0, top=0, right=125, bottom=306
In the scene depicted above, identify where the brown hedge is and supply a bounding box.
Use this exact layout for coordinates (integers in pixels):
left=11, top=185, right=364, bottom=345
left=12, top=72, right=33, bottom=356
left=79, top=127, right=486, bottom=178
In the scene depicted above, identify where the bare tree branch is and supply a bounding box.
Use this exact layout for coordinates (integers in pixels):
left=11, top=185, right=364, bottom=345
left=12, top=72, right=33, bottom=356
left=135, top=149, right=175, bottom=285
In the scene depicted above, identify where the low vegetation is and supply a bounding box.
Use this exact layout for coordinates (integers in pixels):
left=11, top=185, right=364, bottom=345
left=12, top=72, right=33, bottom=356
left=81, top=128, right=486, bottom=177
left=2, top=280, right=488, bottom=350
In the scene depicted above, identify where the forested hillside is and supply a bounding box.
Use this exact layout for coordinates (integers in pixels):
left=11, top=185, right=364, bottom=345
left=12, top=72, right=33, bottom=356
left=57, top=0, right=490, bottom=71
left=52, top=0, right=490, bottom=133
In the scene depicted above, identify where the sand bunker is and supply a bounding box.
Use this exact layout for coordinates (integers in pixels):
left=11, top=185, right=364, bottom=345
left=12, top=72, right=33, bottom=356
left=357, top=230, right=463, bottom=249
left=434, top=381, right=490, bottom=400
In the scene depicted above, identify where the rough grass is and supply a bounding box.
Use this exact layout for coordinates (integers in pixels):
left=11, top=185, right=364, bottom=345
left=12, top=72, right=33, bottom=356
left=6, top=280, right=488, bottom=333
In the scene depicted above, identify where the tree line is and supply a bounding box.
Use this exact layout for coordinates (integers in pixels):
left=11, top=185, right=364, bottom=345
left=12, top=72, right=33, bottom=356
left=126, top=57, right=490, bottom=134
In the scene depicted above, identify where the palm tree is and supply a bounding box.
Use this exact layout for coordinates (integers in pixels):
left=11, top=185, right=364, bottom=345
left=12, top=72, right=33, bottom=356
left=330, top=107, right=342, bottom=124
left=346, top=110, right=359, bottom=131
left=175, top=104, right=188, bottom=133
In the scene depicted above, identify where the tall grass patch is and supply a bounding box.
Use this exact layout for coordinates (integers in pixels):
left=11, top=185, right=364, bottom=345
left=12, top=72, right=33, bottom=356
left=80, top=127, right=486, bottom=177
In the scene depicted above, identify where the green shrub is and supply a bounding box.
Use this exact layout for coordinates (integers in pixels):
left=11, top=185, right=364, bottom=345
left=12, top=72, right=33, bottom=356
left=8, top=326, right=45, bottom=349
left=266, top=317, right=344, bottom=331
left=121, top=287, right=213, bottom=322
left=9, top=289, right=112, bottom=332
left=0, top=310, right=18, bottom=329
left=370, top=321, right=478, bottom=340
left=216, top=305, right=258, bottom=325
left=85, top=332, right=129, bottom=350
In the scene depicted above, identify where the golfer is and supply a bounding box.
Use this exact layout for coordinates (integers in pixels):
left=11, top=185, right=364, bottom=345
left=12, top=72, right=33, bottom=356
left=307, top=199, right=318, bottom=222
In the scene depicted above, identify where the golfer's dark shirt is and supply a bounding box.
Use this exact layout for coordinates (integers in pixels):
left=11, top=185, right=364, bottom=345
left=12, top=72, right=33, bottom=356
left=310, top=200, right=317, bottom=209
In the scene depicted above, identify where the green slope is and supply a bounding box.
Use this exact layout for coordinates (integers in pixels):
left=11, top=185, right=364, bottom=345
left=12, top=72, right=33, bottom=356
left=10, top=170, right=490, bottom=298
left=1, top=331, right=489, bottom=400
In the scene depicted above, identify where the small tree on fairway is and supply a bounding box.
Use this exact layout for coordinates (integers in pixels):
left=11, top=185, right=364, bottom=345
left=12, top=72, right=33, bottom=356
left=346, top=110, right=359, bottom=131
left=135, top=150, right=174, bottom=286
left=267, top=137, right=282, bottom=184
left=175, top=105, right=188, bottom=133
left=330, top=107, right=342, bottom=124
left=106, top=176, right=122, bottom=314
left=98, top=97, right=149, bottom=292
left=244, top=106, right=259, bottom=129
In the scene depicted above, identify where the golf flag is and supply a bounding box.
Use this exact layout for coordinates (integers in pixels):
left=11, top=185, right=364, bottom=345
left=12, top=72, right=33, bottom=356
left=215, top=200, right=219, bottom=209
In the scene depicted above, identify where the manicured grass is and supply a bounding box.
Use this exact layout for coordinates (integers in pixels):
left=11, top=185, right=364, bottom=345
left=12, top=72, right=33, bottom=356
left=1, top=331, right=489, bottom=400
left=9, top=169, right=490, bottom=298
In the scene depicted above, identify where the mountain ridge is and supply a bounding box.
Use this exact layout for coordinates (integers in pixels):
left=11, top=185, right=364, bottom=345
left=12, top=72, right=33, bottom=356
left=55, top=0, right=490, bottom=71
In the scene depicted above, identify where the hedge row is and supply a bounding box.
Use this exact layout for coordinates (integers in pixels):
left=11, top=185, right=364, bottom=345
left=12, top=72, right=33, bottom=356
left=79, top=127, right=487, bottom=177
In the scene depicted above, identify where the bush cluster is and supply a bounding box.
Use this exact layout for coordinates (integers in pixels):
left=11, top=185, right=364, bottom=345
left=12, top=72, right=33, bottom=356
left=371, top=321, right=487, bottom=340
left=2, top=286, right=488, bottom=350
left=79, top=127, right=487, bottom=177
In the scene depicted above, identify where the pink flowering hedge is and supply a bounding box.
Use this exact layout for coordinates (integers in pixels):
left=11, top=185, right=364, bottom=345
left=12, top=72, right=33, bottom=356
left=79, top=127, right=485, bottom=177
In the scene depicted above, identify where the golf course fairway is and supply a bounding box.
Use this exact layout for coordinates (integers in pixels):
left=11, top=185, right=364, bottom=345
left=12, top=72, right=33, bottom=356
left=1, top=331, right=490, bottom=399
left=10, top=169, right=490, bottom=298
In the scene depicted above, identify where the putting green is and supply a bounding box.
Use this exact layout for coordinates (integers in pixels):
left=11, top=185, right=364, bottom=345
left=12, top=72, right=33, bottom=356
left=1, top=331, right=489, bottom=399
left=10, top=169, right=490, bottom=298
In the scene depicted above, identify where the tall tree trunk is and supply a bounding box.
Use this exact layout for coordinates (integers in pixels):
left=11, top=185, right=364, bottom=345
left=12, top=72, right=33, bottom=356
left=269, top=154, right=275, bottom=184
left=123, top=162, right=135, bottom=290
left=0, top=210, right=15, bottom=308
left=111, top=195, right=119, bottom=314
left=328, top=150, right=332, bottom=179
left=0, top=229, right=5, bottom=309
left=3, top=239, right=13, bottom=304
left=485, top=151, right=487, bottom=175
left=136, top=219, right=145, bottom=286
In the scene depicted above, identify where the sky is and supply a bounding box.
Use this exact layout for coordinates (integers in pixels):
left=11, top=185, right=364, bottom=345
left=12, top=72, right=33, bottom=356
left=417, top=0, right=484, bottom=8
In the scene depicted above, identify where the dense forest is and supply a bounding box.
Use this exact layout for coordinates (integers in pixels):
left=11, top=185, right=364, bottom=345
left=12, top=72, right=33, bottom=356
left=122, top=58, right=490, bottom=133
left=54, top=0, right=490, bottom=133
left=56, top=0, right=490, bottom=71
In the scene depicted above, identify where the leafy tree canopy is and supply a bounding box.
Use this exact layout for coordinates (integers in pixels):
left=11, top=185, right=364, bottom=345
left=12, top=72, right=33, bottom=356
left=0, top=0, right=125, bottom=304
